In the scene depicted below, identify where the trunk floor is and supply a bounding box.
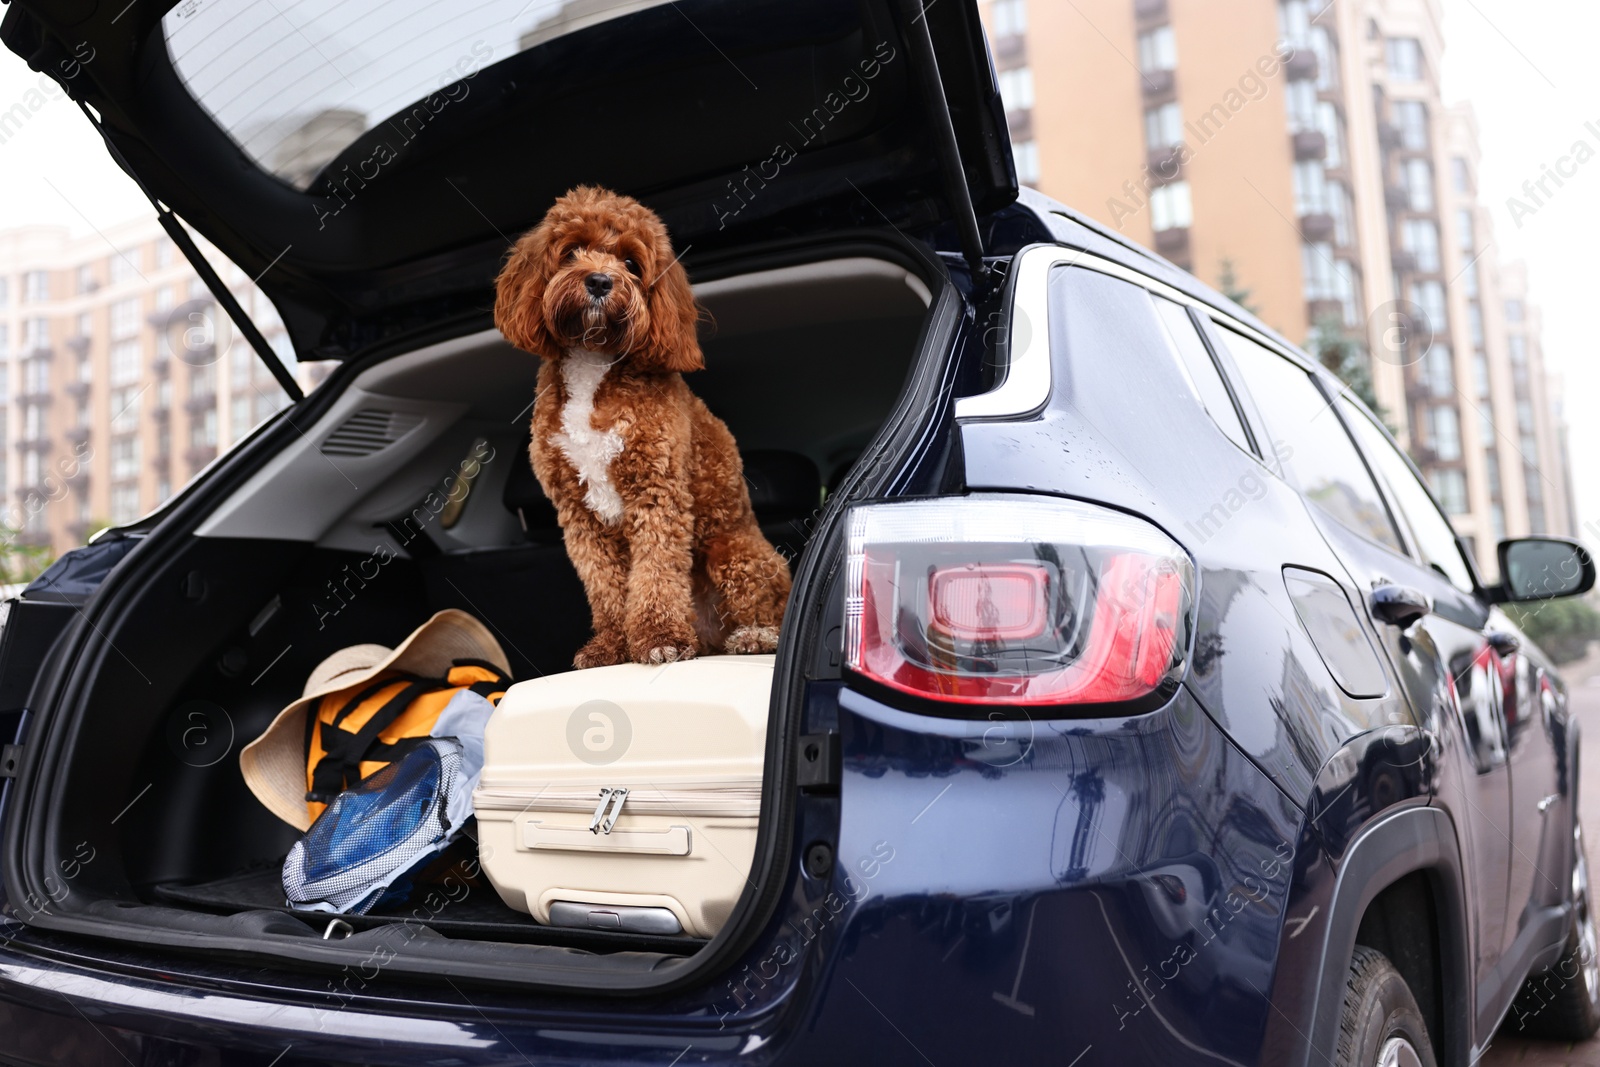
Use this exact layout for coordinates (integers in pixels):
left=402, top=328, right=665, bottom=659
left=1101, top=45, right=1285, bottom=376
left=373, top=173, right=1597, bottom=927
left=150, top=866, right=705, bottom=955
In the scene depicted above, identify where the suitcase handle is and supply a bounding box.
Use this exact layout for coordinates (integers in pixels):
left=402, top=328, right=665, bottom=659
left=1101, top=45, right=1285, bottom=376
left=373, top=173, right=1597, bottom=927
left=520, top=820, right=691, bottom=856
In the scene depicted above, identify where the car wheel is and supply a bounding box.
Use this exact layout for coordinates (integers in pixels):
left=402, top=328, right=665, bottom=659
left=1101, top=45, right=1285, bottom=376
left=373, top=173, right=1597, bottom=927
left=1507, top=823, right=1600, bottom=1040
left=1336, top=945, right=1437, bottom=1067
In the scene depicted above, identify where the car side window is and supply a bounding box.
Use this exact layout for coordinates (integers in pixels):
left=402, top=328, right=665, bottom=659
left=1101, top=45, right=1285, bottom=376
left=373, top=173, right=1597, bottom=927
left=1219, top=329, right=1404, bottom=552
left=1339, top=397, right=1476, bottom=594
left=1150, top=296, right=1253, bottom=454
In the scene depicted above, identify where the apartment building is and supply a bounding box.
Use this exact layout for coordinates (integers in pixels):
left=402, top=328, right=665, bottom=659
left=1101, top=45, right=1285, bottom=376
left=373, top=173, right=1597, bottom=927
left=979, top=0, right=1577, bottom=569
left=0, top=219, right=327, bottom=560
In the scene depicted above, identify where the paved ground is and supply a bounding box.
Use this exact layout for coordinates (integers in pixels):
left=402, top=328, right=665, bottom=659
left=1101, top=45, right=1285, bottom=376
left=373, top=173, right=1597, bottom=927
left=1480, top=651, right=1600, bottom=1066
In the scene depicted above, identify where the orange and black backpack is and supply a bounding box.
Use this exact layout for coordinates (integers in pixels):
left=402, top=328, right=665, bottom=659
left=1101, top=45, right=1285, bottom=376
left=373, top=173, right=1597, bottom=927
left=303, top=659, right=510, bottom=823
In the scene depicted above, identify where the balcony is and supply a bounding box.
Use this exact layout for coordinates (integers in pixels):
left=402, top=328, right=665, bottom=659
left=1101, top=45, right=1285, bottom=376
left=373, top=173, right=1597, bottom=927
left=1146, top=145, right=1185, bottom=184
left=1141, top=68, right=1176, bottom=97
left=64, top=467, right=88, bottom=488
left=1153, top=226, right=1191, bottom=267
left=1283, top=49, right=1318, bottom=81
left=64, top=380, right=91, bottom=399
left=19, top=391, right=53, bottom=406
left=151, top=451, right=172, bottom=472
left=151, top=404, right=171, bottom=422
left=992, top=34, right=1027, bottom=67
left=184, top=393, right=218, bottom=414
left=17, top=436, right=52, bottom=454
left=65, top=335, right=91, bottom=355
left=1384, top=183, right=1410, bottom=212
left=22, top=345, right=52, bottom=360
left=1306, top=299, right=1345, bottom=325
left=1007, top=108, right=1034, bottom=142
left=1292, top=130, right=1328, bottom=161
left=1391, top=249, right=1418, bottom=274
left=1299, top=212, right=1335, bottom=242
left=64, top=426, right=90, bottom=446
left=1134, top=0, right=1168, bottom=19
left=185, top=445, right=218, bottom=469
left=151, top=355, right=171, bottom=378
left=1376, top=121, right=1403, bottom=151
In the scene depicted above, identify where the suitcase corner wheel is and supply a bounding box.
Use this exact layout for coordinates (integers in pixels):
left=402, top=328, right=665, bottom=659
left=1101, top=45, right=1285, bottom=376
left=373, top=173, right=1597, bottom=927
left=474, top=655, right=774, bottom=940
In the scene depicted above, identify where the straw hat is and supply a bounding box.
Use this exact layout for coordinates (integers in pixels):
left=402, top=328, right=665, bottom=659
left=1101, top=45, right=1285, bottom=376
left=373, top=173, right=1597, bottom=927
left=240, top=609, right=510, bottom=831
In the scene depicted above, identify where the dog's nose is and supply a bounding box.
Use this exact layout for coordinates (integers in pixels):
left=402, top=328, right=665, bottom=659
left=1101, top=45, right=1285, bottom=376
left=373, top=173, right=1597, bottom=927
left=585, top=272, right=613, bottom=299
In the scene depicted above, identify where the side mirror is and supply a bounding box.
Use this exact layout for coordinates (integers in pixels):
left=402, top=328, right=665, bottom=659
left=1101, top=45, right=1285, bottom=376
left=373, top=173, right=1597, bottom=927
left=1491, top=538, right=1596, bottom=603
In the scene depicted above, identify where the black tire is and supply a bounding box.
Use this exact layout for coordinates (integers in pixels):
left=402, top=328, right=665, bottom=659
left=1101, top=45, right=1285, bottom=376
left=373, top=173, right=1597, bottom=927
left=1336, top=945, right=1437, bottom=1067
left=1506, top=824, right=1600, bottom=1041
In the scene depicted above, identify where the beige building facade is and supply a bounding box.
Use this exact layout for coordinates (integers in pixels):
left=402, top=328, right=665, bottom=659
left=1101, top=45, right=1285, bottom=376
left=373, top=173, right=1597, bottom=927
left=0, top=220, right=327, bottom=560
left=981, top=0, right=1576, bottom=570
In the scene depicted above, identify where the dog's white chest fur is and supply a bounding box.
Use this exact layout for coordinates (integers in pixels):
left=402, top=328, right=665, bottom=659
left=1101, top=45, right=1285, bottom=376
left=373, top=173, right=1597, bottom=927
left=551, top=349, right=626, bottom=525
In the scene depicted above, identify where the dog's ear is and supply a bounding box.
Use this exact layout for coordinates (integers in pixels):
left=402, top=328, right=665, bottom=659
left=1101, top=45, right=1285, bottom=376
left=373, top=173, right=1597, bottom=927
left=641, top=251, right=703, bottom=374
left=494, top=226, right=559, bottom=358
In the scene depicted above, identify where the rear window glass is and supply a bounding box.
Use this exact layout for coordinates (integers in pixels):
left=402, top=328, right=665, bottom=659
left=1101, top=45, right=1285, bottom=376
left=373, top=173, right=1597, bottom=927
left=1220, top=330, right=1403, bottom=552
left=1149, top=296, right=1251, bottom=454
left=163, top=0, right=671, bottom=189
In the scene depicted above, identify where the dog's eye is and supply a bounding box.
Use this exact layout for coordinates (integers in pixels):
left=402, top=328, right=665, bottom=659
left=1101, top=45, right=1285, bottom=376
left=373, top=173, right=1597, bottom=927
left=564, top=247, right=580, bottom=262
left=623, top=257, right=641, bottom=277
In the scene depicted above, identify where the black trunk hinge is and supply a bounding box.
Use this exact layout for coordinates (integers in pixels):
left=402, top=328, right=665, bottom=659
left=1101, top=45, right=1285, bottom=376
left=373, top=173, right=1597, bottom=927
left=898, top=0, right=995, bottom=292
left=74, top=102, right=305, bottom=404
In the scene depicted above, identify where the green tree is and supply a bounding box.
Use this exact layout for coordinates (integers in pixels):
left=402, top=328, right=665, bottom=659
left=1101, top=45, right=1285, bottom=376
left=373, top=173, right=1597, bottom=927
left=1502, top=597, right=1600, bottom=665
left=1309, top=314, right=1390, bottom=427
left=0, top=530, right=55, bottom=588
left=1217, top=258, right=1258, bottom=315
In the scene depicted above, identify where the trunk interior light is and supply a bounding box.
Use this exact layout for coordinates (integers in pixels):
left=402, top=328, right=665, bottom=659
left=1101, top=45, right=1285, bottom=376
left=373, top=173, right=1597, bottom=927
left=844, top=495, right=1195, bottom=708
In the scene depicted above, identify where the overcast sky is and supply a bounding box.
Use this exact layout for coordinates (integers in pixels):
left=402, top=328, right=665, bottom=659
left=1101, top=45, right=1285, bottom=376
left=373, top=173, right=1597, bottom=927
left=0, top=1, right=1591, bottom=543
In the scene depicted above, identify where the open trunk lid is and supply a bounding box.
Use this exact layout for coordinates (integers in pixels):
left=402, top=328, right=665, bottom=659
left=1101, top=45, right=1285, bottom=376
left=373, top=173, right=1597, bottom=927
left=1, top=0, right=1014, bottom=360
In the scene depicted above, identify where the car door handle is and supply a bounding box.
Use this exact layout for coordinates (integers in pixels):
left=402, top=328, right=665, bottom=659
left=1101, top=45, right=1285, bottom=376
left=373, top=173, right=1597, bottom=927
left=1370, top=584, right=1431, bottom=628
left=1486, top=631, right=1521, bottom=656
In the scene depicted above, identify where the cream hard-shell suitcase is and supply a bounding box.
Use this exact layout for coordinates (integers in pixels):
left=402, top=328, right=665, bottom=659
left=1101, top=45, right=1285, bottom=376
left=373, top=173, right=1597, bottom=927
left=474, top=655, right=772, bottom=938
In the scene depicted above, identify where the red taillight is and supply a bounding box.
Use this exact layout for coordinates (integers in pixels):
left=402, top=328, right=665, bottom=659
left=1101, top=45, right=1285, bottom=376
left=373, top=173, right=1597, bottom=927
left=844, top=496, right=1194, bottom=709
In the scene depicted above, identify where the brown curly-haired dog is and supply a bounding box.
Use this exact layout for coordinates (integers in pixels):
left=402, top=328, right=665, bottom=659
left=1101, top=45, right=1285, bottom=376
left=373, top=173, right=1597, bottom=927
left=494, top=187, right=791, bottom=667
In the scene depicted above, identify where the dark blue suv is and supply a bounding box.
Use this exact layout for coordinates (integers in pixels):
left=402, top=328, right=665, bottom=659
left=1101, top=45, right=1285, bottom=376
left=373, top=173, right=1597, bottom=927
left=0, top=1, right=1595, bottom=1065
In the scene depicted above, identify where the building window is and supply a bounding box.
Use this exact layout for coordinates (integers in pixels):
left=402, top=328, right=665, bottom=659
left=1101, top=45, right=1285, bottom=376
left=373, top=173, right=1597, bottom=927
left=111, top=339, right=142, bottom=383
left=1452, top=208, right=1474, bottom=252
left=256, top=387, right=290, bottom=423
left=1430, top=405, right=1461, bottom=461
left=1144, top=102, right=1183, bottom=150
left=1507, top=334, right=1527, bottom=362
left=154, top=236, right=174, bottom=269
left=1485, top=452, right=1501, bottom=496
left=1386, top=37, right=1423, bottom=81
left=0, top=323, right=8, bottom=358
left=76, top=265, right=95, bottom=294
left=1285, top=79, right=1316, bottom=132
left=991, top=0, right=1027, bottom=36
left=111, top=385, right=142, bottom=432
left=1278, top=0, right=1311, bottom=48
left=22, top=271, right=49, bottom=303
left=1334, top=261, right=1360, bottom=326
left=190, top=363, right=217, bottom=399
left=1312, top=26, right=1340, bottom=91
left=1394, top=100, right=1428, bottom=150
left=0, top=276, right=8, bottom=306
left=1468, top=302, right=1484, bottom=346
left=109, top=249, right=139, bottom=285
left=1317, top=102, right=1345, bottom=167
left=1150, top=181, right=1192, bottom=231
left=1504, top=299, right=1525, bottom=324
left=22, top=358, right=48, bottom=396
left=1404, top=159, right=1433, bottom=211
left=1302, top=243, right=1337, bottom=300
left=1012, top=139, right=1040, bottom=184
left=155, top=285, right=174, bottom=312
left=111, top=437, right=141, bottom=481
left=1429, top=468, right=1468, bottom=514
left=1412, top=280, right=1446, bottom=336
left=110, top=298, right=141, bottom=339
left=1490, top=503, right=1505, bottom=541
left=111, top=485, right=141, bottom=525
left=997, top=66, right=1035, bottom=111
left=191, top=408, right=219, bottom=448
left=1460, top=259, right=1479, bottom=297
left=1472, top=352, right=1489, bottom=398
left=1452, top=157, right=1471, bottom=193
left=1403, top=219, right=1440, bottom=272
left=22, top=317, right=49, bottom=352
left=1137, top=25, right=1177, bottom=73
left=1420, top=341, right=1453, bottom=398
left=1330, top=181, right=1355, bottom=247
left=1292, top=160, right=1329, bottom=215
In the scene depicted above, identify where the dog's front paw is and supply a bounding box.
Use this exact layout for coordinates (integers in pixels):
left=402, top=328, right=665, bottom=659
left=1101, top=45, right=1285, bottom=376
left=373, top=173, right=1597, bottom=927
left=574, top=632, right=629, bottom=670
left=725, top=625, right=781, bottom=654
left=629, top=624, right=699, bottom=665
